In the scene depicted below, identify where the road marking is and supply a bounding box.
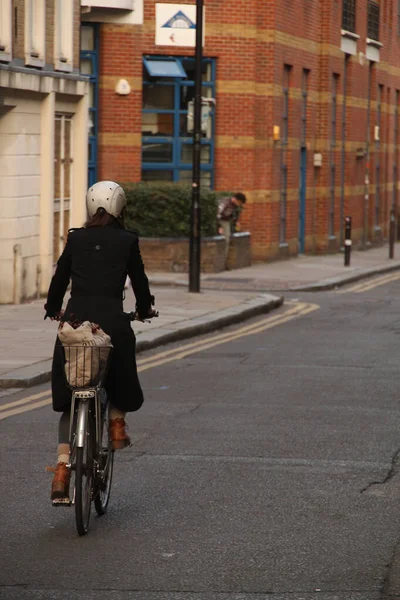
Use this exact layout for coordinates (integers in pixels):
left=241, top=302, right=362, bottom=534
left=350, top=272, right=400, bottom=292
left=0, top=302, right=319, bottom=420
left=138, top=302, right=319, bottom=372
left=137, top=302, right=303, bottom=367
left=0, top=389, right=50, bottom=413
left=0, top=398, right=52, bottom=421
left=340, top=272, right=400, bottom=294
left=356, top=272, right=400, bottom=293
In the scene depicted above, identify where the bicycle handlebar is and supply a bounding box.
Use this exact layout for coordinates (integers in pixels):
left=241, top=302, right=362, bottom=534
left=124, top=310, right=159, bottom=323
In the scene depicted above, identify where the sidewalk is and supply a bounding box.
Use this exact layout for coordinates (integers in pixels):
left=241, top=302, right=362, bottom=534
left=0, top=288, right=282, bottom=389
left=149, top=242, right=400, bottom=292
left=1, top=242, right=399, bottom=389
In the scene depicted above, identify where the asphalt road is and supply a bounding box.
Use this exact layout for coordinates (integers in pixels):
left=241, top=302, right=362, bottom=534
left=2, top=276, right=400, bottom=599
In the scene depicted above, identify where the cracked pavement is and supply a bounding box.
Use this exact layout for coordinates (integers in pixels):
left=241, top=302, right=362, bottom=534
left=3, top=282, right=400, bottom=599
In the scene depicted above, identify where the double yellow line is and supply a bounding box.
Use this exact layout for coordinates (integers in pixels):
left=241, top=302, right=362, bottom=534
left=0, top=389, right=52, bottom=421
left=0, top=301, right=319, bottom=421
left=341, top=271, right=400, bottom=294
left=136, top=301, right=319, bottom=372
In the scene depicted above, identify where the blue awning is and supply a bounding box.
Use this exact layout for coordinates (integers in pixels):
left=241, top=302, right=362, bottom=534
left=143, top=58, right=187, bottom=78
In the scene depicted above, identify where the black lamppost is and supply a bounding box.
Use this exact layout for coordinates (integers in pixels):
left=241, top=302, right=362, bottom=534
left=189, top=0, right=203, bottom=293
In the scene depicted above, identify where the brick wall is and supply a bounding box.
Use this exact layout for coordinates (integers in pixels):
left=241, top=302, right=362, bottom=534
left=97, top=0, right=400, bottom=261
left=140, top=233, right=251, bottom=273
left=140, top=237, right=227, bottom=273
left=226, top=233, right=252, bottom=270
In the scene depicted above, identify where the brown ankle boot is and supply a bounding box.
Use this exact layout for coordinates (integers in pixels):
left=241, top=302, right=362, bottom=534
left=109, top=418, right=131, bottom=450
left=51, top=462, right=71, bottom=503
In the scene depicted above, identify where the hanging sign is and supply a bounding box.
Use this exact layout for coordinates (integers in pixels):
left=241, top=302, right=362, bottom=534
left=155, top=3, right=205, bottom=47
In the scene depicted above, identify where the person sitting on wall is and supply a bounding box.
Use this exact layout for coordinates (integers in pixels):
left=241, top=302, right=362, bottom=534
left=217, top=193, right=247, bottom=269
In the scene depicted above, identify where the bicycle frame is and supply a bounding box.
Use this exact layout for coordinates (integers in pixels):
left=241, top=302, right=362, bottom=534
left=69, top=388, right=103, bottom=450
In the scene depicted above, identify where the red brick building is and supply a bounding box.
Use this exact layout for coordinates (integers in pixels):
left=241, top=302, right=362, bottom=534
left=82, top=0, right=400, bottom=261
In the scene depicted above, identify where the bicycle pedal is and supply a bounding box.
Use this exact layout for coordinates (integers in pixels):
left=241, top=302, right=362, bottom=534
left=52, top=498, right=72, bottom=507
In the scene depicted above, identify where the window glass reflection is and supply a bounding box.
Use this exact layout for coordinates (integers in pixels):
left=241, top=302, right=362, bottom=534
left=143, top=143, right=173, bottom=163
left=142, top=112, right=174, bottom=136
left=179, top=170, right=211, bottom=188
left=180, top=144, right=211, bottom=164
left=141, top=170, right=173, bottom=182
left=143, top=85, right=174, bottom=110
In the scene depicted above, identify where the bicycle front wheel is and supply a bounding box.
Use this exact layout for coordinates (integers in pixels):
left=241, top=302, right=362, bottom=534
left=75, top=404, right=94, bottom=536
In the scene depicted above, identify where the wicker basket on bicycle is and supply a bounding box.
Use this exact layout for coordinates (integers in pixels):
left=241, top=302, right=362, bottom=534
left=58, top=319, right=113, bottom=389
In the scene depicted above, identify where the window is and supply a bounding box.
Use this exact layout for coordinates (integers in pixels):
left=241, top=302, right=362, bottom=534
left=24, top=0, right=45, bottom=67
left=54, top=0, right=74, bottom=72
left=143, top=58, right=186, bottom=78
left=280, top=65, right=291, bottom=245
left=141, top=56, right=215, bottom=186
left=330, top=74, right=339, bottom=237
left=368, top=0, right=380, bottom=40
left=342, top=0, right=356, bottom=32
left=301, top=69, right=309, bottom=146
left=0, top=0, right=12, bottom=61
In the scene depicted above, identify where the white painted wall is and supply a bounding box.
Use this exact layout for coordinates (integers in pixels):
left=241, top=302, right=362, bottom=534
left=0, top=93, right=41, bottom=303
left=0, top=84, right=89, bottom=304
left=82, top=0, right=143, bottom=24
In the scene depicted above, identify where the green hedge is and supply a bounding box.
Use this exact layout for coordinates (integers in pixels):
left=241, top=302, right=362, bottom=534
left=124, top=183, right=233, bottom=238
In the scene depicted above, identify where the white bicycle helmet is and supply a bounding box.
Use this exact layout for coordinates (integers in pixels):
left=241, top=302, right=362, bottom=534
left=86, top=180, right=127, bottom=219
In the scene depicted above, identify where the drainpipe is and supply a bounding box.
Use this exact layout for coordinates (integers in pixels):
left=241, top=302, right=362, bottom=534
left=13, top=244, right=22, bottom=305
left=340, top=54, right=349, bottom=247
left=364, top=61, right=372, bottom=247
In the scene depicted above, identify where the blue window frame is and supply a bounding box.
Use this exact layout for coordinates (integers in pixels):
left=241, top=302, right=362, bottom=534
left=80, top=24, right=99, bottom=188
left=142, top=56, right=216, bottom=188
left=143, top=57, right=187, bottom=78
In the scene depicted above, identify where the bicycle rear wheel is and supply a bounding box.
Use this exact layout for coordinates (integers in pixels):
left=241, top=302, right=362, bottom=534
left=75, top=403, right=94, bottom=536
left=94, top=402, right=114, bottom=515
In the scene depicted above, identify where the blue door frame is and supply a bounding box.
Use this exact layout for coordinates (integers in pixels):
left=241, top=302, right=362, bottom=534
left=81, top=24, right=99, bottom=188
left=299, top=148, right=307, bottom=253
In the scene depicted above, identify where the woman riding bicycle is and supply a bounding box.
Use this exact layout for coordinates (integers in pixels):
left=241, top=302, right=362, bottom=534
left=45, top=181, right=156, bottom=502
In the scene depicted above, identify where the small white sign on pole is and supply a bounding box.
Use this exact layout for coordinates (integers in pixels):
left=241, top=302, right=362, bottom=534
left=187, top=100, right=213, bottom=134
left=155, top=3, right=205, bottom=47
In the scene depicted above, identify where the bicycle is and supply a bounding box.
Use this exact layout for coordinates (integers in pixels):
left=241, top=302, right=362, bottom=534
left=52, top=310, right=157, bottom=536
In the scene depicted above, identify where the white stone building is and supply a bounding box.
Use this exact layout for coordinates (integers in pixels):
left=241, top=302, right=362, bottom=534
left=0, top=0, right=89, bottom=304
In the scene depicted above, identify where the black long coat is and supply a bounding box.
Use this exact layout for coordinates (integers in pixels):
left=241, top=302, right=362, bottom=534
left=45, top=224, right=154, bottom=413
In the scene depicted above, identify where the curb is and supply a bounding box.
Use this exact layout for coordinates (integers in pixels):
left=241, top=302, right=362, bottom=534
left=0, top=360, right=53, bottom=390
left=290, top=262, right=400, bottom=292
left=148, top=276, right=186, bottom=287
left=149, top=262, right=400, bottom=293
left=0, top=294, right=284, bottom=390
